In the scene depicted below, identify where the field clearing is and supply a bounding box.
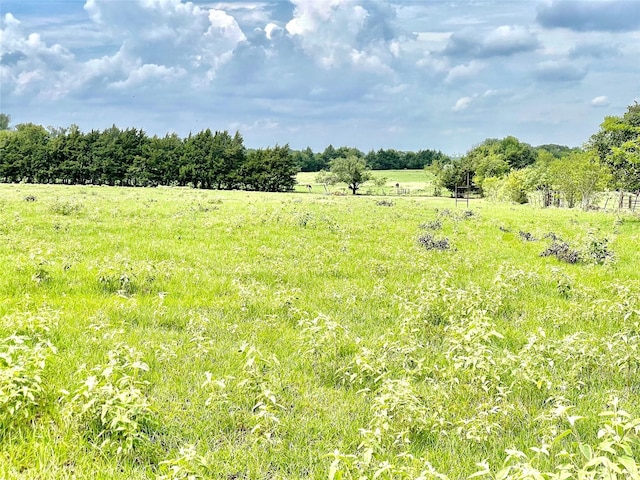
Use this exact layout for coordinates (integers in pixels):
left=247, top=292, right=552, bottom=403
left=295, top=169, right=438, bottom=196
left=1, top=184, right=639, bottom=479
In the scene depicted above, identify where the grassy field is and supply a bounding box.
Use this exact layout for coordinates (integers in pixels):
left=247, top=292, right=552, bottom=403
left=295, top=169, right=438, bottom=196
left=1, top=184, right=639, bottom=479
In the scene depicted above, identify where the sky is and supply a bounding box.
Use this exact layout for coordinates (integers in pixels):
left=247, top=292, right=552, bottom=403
left=1, top=0, right=639, bottom=155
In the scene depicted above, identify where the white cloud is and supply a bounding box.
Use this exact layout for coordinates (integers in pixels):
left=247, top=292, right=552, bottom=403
left=1, top=1, right=638, bottom=154
left=0, top=13, right=76, bottom=98
left=444, top=24, right=539, bottom=59
left=590, top=95, right=610, bottom=107
left=110, top=63, right=186, bottom=89
left=83, top=0, right=246, bottom=78
left=445, top=60, right=484, bottom=83
left=452, top=96, right=474, bottom=111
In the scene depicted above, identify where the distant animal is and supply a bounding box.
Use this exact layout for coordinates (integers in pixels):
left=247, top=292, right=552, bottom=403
left=306, top=184, right=312, bottom=192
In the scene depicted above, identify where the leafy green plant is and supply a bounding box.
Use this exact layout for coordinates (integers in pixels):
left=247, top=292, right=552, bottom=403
left=203, top=344, right=284, bottom=444
left=156, top=444, right=215, bottom=480
left=66, top=344, right=155, bottom=454
left=0, top=334, right=56, bottom=428
left=541, top=241, right=581, bottom=264
left=471, top=397, right=640, bottom=479
left=48, top=199, right=83, bottom=215
left=417, top=233, right=451, bottom=251
left=585, top=235, right=615, bottom=264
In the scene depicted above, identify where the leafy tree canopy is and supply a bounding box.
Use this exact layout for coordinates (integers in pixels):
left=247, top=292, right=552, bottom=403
left=588, top=102, right=640, bottom=192
left=330, top=155, right=372, bottom=195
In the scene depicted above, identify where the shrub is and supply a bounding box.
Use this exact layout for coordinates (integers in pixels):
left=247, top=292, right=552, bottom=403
left=418, top=233, right=451, bottom=251
left=540, top=242, right=581, bottom=264
left=420, top=220, right=442, bottom=230
left=585, top=236, right=614, bottom=264
left=48, top=199, right=83, bottom=215
left=66, top=344, right=155, bottom=454
left=518, top=231, right=536, bottom=242
left=0, top=335, right=56, bottom=428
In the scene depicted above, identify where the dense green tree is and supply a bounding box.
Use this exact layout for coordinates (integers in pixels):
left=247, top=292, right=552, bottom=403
left=588, top=102, right=640, bottom=194
left=240, top=144, right=298, bottom=192
left=549, top=151, right=611, bottom=208
left=435, top=136, right=537, bottom=195
left=292, top=147, right=325, bottom=172
left=330, top=155, right=372, bottom=194
left=0, top=114, right=10, bottom=131
left=0, top=124, right=50, bottom=183
left=535, top=144, right=577, bottom=159
left=430, top=157, right=473, bottom=196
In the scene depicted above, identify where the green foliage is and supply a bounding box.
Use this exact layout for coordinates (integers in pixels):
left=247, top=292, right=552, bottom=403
left=547, top=151, right=611, bottom=209
left=203, top=343, right=284, bottom=444
left=330, top=155, right=372, bottom=194
left=0, top=184, right=639, bottom=478
left=0, top=310, right=58, bottom=430
left=66, top=344, right=154, bottom=454
left=0, top=113, right=10, bottom=131
left=0, top=335, right=56, bottom=428
left=240, top=144, right=298, bottom=192
left=440, top=136, right=537, bottom=195
left=589, top=102, right=640, bottom=192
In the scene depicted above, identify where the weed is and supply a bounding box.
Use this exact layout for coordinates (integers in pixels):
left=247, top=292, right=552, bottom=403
left=48, top=199, right=83, bottom=215
left=518, top=230, right=536, bottom=242
left=419, top=220, right=442, bottom=230
left=376, top=200, right=394, bottom=207
left=66, top=344, right=155, bottom=454
left=417, top=233, right=451, bottom=251
left=0, top=335, right=56, bottom=428
left=541, top=241, right=581, bottom=264
left=585, top=235, right=614, bottom=264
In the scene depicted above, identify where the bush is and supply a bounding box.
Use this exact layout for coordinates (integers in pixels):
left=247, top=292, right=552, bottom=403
left=418, top=233, right=451, bottom=251
left=66, top=344, right=155, bottom=453
left=0, top=335, right=56, bottom=428
left=585, top=236, right=614, bottom=264
left=419, top=220, right=442, bottom=230
left=540, top=242, right=581, bottom=264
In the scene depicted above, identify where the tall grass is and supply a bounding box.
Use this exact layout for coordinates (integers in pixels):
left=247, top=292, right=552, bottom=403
left=0, top=184, right=638, bottom=479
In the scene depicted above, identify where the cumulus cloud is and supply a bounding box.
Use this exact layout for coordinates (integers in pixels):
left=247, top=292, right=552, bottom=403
left=285, top=0, right=405, bottom=70
left=443, top=25, right=539, bottom=59
left=534, top=60, right=587, bottom=82
left=110, top=63, right=186, bottom=89
left=84, top=0, right=246, bottom=76
left=452, top=95, right=474, bottom=111
left=445, top=60, right=484, bottom=83
left=537, top=1, right=640, bottom=32
left=0, top=13, right=76, bottom=97
left=591, top=96, right=610, bottom=107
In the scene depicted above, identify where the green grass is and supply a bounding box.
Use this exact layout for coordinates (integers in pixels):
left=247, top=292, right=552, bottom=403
left=295, top=169, right=438, bottom=195
left=0, top=184, right=639, bottom=479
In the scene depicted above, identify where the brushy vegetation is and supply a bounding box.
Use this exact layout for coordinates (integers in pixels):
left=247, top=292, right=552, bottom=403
left=0, top=183, right=639, bottom=479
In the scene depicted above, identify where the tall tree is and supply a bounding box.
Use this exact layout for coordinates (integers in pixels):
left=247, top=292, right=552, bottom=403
left=330, top=155, right=372, bottom=194
left=588, top=102, right=640, bottom=194
left=0, top=114, right=11, bottom=131
left=240, top=144, right=298, bottom=192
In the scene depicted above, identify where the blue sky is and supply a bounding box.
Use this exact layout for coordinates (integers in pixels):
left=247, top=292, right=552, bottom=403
left=1, top=0, right=639, bottom=155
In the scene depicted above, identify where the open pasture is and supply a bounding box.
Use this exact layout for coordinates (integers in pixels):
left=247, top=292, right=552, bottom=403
left=295, top=169, right=438, bottom=196
left=1, top=184, right=639, bottom=479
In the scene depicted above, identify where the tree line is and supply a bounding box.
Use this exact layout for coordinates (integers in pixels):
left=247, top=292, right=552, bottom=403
left=0, top=123, right=299, bottom=191
left=430, top=103, right=640, bottom=208
left=0, top=116, right=448, bottom=190
left=293, top=145, right=449, bottom=172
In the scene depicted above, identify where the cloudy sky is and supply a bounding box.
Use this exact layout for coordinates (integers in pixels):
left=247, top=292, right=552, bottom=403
left=1, top=0, right=639, bottom=155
